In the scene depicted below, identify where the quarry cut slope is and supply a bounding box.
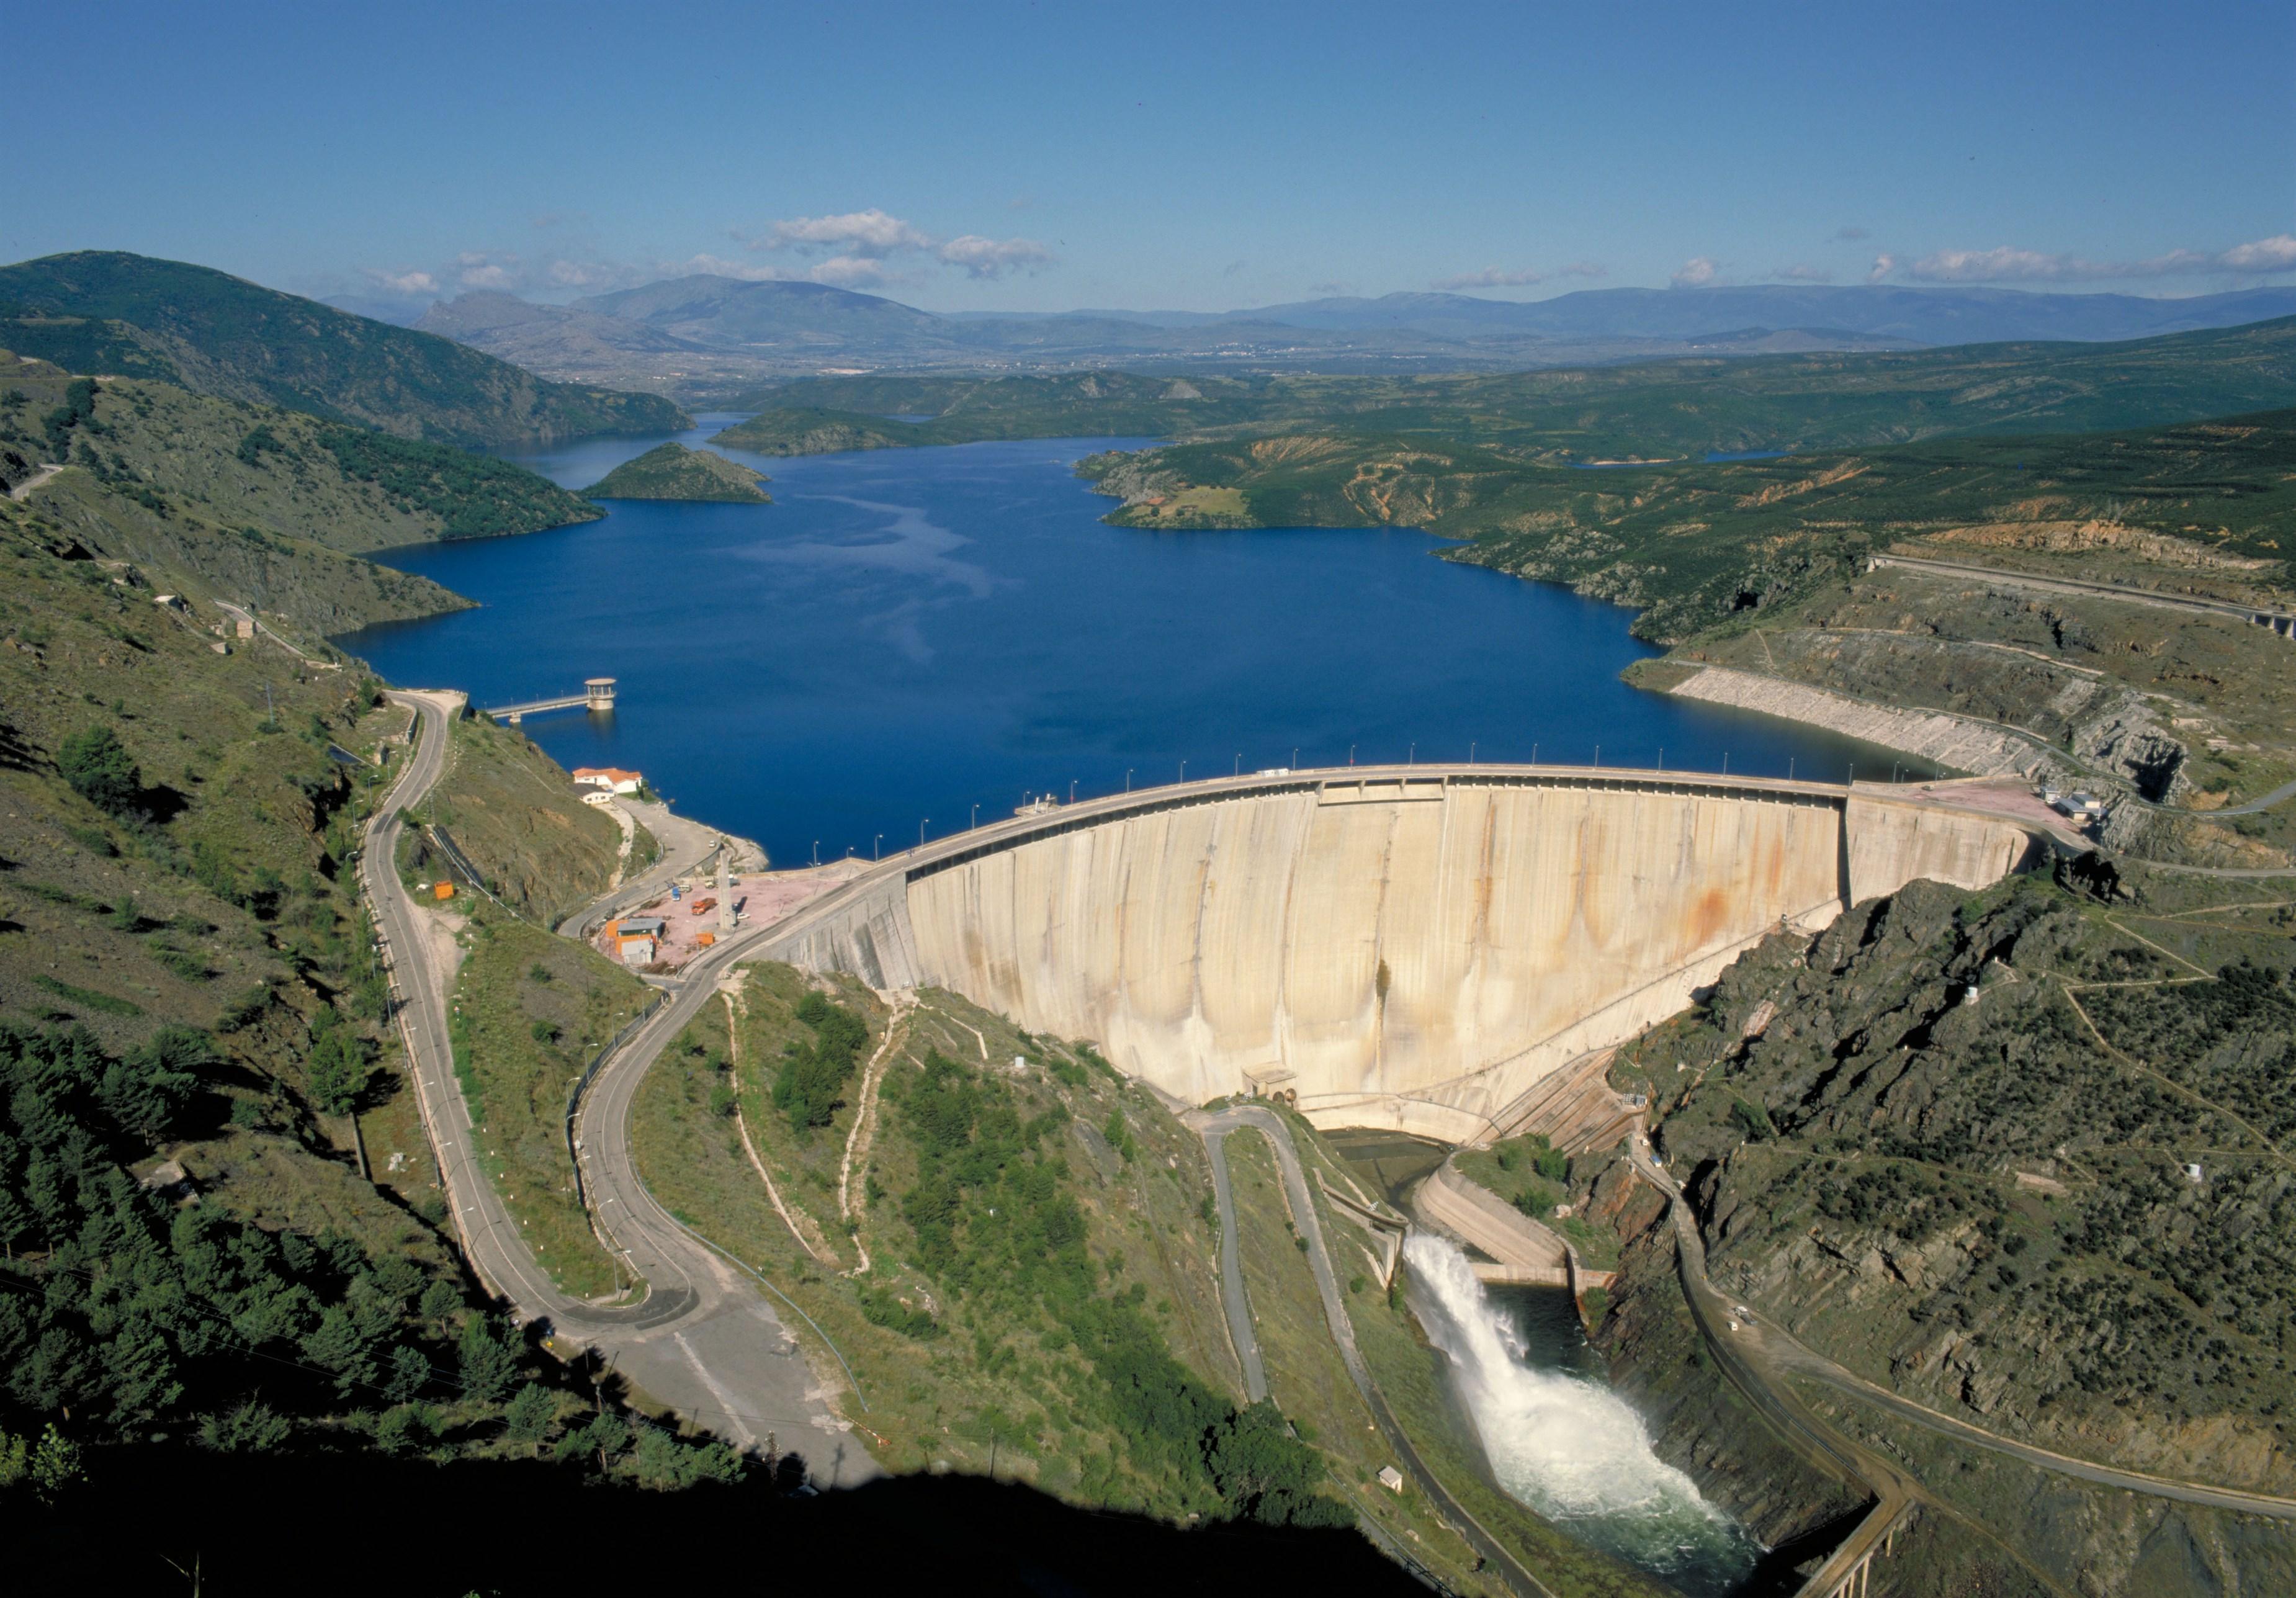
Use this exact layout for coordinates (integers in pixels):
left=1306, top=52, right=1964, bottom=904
left=765, top=770, right=2041, bottom=1141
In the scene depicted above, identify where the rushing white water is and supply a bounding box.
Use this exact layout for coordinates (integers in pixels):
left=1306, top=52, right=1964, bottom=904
left=1404, top=1230, right=1762, bottom=1591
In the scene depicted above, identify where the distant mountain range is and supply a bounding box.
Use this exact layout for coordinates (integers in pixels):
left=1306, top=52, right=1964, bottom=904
left=407, top=274, right=2296, bottom=398
left=0, top=251, right=688, bottom=449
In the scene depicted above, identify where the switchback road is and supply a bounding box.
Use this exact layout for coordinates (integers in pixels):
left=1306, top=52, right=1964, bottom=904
left=367, top=692, right=876, bottom=1484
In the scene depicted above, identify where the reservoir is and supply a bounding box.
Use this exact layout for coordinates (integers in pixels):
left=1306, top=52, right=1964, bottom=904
left=339, top=420, right=1892, bottom=868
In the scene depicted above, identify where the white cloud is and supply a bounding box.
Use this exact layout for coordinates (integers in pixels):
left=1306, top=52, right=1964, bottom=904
left=1867, top=254, right=1896, bottom=284
left=765, top=208, right=935, bottom=256
left=1772, top=264, right=1832, bottom=283
left=1670, top=256, right=1720, bottom=288
left=1875, top=234, right=2296, bottom=284
left=2220, top=234, right=2296, bottom=272
left=1430, top=261, right=1605, bottom=291
left=361, top=267, right=437, bottom=295
left=807, top=255, right=891, bottom=287
left=452, top=251, right=518, bottom=289
left=751, top=208, right=1055, bottom=283
left=936, top=234, right=1054, bottom=278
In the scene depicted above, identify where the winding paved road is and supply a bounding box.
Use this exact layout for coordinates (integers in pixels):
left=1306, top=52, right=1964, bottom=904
left=368, top=692, right=876, bottom=1484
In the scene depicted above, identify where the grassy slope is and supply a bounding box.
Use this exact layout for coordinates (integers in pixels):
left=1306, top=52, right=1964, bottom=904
left=634, top=972, right=1244, bottom=1499
left=441, top=912, right=651, bottom=1298
left=0, top=356, right=603, bottom=634
left=727, top=315, right=2296, bottom=460
left=583, top=442, right=769, bottom=502
left=0, top=251, right=690, bottom=448
left=411, top=711, right=624, bottom=927
left=0, top=481, right=484, bottom=1411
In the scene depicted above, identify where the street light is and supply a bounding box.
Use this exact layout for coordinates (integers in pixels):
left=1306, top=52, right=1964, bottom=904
left=1070, top=779, right=1077, bottom=803
left=1407, top=742, right=1415, bottom=765
left=1469, top=741, right=1476, bottom=764
left=919, top=818, right=930, bottom=847
left=1291, top=747, right=1299, bottom=768
left=1178, top=760, right=1186, bottom=783
left=874, top=833, right=882, bottom=860
left=811, top=840, right=820, bottom=866
left=1348, top=743, right=1356, bottom=766
left=1124, top=768, right=1134, bottom=792
left=1233, top=753, right=1241, bottom=777
left=1657, top=747, right=1663, bottom=772
left=971, top=803, right=980, bottom=830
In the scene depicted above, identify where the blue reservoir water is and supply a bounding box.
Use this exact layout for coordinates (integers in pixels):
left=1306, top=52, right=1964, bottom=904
left=336, top=420, right=1893, bottom=867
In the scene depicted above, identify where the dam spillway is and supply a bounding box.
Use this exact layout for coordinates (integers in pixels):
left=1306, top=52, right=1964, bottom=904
left=761, top=767, right=2042, bottom=1141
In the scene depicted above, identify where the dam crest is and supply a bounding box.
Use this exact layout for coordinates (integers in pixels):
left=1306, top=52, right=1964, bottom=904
left=760, top=766, right=2045, bottom=1142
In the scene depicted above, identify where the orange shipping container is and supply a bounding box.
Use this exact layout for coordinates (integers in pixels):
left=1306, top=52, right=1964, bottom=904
left=695, top=931, right=715, bottom=948
left=433, top=881, right=455, bottom=901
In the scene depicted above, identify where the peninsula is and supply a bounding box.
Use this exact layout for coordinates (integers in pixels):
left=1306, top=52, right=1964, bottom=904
left=582, top=441, right=771, bottom=503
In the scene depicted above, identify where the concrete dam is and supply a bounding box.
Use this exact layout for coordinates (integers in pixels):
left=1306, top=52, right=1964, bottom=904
left=759, top=766, right=2043, bottom=1142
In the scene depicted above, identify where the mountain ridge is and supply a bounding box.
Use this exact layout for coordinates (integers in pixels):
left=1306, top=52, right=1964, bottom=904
left=0, top=251, right=690, bottom=449
left=408, top=272, right=2296, bottom=395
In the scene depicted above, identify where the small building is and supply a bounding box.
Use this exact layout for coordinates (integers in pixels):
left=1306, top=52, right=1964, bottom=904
left=617, top=935, right=657, bottom=965
left=573, top=766, right=644, bottom=796
left=1376, top=1466, right=1405, bottom=1494
left=617, top=916, right=667, bottom=940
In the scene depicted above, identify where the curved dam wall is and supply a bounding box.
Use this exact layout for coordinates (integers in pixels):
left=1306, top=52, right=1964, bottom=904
left=763, top=770, right=2040, bottom=1141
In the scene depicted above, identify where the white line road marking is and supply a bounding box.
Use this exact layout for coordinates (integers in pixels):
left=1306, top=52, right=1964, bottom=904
left=672, top=1332, right=759, bottom=1448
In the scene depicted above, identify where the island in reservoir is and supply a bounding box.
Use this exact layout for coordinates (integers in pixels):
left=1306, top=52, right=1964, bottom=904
left=582, top=441, right=771, bottom=503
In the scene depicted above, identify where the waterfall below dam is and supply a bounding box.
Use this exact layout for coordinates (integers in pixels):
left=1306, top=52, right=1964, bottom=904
left=1403, top=1232, right=1763, bottom=1596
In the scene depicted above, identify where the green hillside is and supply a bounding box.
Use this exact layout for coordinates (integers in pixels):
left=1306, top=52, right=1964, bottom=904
left=0, top=355, right=600, bottom=634
left=1082, top=406, right=2296, bottom=641
left=729, top=315, right=2296, bottom=461
left=0, top=252, right=691, bottom=449
left=583, top=441, right=769, bottom=502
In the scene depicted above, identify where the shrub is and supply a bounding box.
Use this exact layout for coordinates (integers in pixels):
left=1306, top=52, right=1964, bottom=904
left=56, top=725, right=140, bottom=818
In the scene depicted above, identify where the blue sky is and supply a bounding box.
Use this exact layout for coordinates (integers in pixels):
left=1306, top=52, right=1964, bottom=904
left=6, top=0, right=2291, bottom=313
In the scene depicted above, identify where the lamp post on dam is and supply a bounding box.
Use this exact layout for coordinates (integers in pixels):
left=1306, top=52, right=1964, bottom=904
left=485, top=677, right=617, bottom=724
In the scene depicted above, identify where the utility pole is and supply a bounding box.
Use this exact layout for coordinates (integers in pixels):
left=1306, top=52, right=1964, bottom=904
left=971, top=803, right=979, bottom=830
left=874, top=834, right=882, bottom=860
left=919, top=818, right=929, bottom=847
left=1124, top=768, right=1133, bottom=792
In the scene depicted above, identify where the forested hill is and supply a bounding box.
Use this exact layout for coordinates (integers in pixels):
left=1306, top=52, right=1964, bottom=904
left=0, top=352, right=600, bottom=633
left=0, top=252, right=690, bottom=450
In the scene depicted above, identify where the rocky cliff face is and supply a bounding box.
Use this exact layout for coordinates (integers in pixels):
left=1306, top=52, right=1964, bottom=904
left=1589, top=868, right=2296, bottom=1592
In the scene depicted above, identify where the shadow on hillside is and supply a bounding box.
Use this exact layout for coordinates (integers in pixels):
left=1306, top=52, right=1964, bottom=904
left=13, top=1445, right=1432, bottom=1596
